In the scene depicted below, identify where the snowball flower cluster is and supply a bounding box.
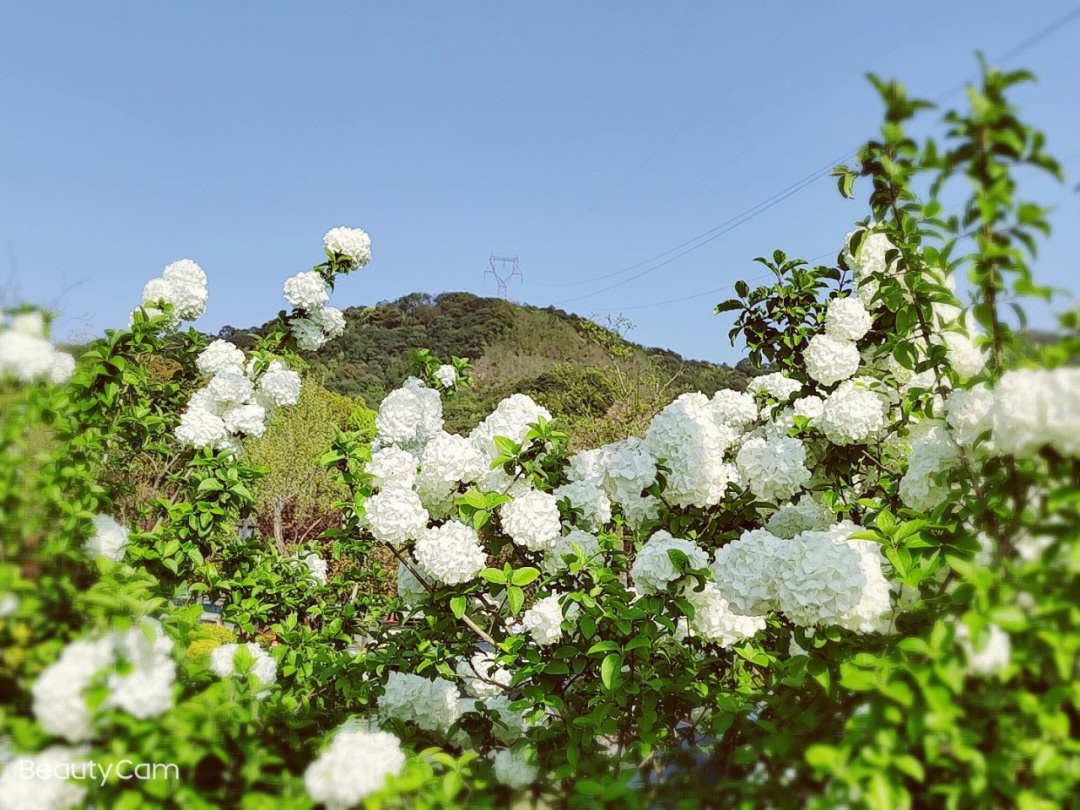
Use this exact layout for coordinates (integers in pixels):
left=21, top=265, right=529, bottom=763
left=750, top=372, right=802, bottom=401
left=542, top=529, right=601, bottom=574
left=323, top=226, right=372, bottom=269
left=366, top=446, right=418, bottom=490
left=304, top=725, right=404, bottom=810
left=0, top=747, right=90, bottom=810
left=569, top=437, right=658, bottom=527
left=413, top=520, right=487, bottom=585
left=711, top=529, right=781, bottom=616
left=766, top=496, right=831, bottom=539
left=770, top=530, right=868, bottom=627
left=416, top=431, right=485, bottom=506
left=630, top=531, right=708, bottom=594
left=196, top=339, right=245, bottom=376
left=945, top=384, right=994, bottom=449
left=366, top=485, right=429, bottom=548
left=988, top=367, right=1080, bottom=458
left=105, top=620, right=177, bottom=719
left=282, top=269, right=345, bottom=351
left=492, top=748, right=538, bottom=789
left=303, top=553, right=328, bottom=585
left=646, top=393, right=739, bottom=507
left=31, top=635, right=116, bottom=742
left=376, top=377, right=444, bottom=452
left=553, top=480, right=611, bottom=530
left=138, top=259, right=209, bottom=324
left=378, top=671, right=462, bottom=735
left=85, top=514, right=129, bottom=561
left=0, top=314, right=75, bottom=385
left=803, top=333, right=860, bottom=387
left=708, top=389, right=759, bottom=430
left=257, top=360, right=302, bottom=408
left=521, top=593, right=573, bottom=646
left=500, top=489, right=562, bottom=551
left=843, top=227, right=897, bottom=308
left=397, top=561, right=429, bottom=605
left=827, top=522, right=893, bottom=633
left=825, top=295, right=872, bottom=342
left=434, top=364, right=457, bottom=388
left=956, top=622, right=1010, bottom=676
left=469, top=394, right=552, bottom=484
left=209, top=642, right=277, bottom=689
left=899, top=425, right=961, bottom=511
left=734, top=435, right=811, bottom=502
left=456, top=650, right=513, bottom=700
left=818, top=380, right=885, bottom=445
left=680, top=582, right=766, bottom=647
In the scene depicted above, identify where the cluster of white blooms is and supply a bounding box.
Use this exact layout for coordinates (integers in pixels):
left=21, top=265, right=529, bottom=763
left=366, top=446, right=418, bottom=490
left=749, top=372, right=803, bottom=401
left=711, top=529, right=782, bottom=616
left=323, top=226, right=372, bottom=269
left=282, top=270, right=346, bottom=351
left=376, top=377, right=445, bottom=452
left=899, top=425, right=961, bottom=511
left=521, top=593, right=573, bottom=646
left=85, top=514, right=129, bottom=561
left=283, top=270, right=330, bottom=310
left=944, top=384, right=994, bottom=449
left=630, top=531, right=708, bottom=594
left=469, top=394, right=552, bottom=489
left=304, top=725, right=404, bottom=810
left=138, top=259, right=209, bottom=325
left=824, top=296, right=872, bottom=342
left=542, top=529, right=601, bottom=574
left=178, top=345, right=299, bottom=449
left=303, top=553, right=328, bottom=585
left=955, top=622, right=1010, bottom=676
left=568, top=437, right=659, bottom=528
left=553, top=480, right=611, bottom=530
left=456, top=650, right=512, bottom=699
left=378, top=671, right=463, bottom=735
left=0, top=591, right=17, bottom=618
left=416, top=431, right=485, bottom=509
left=32, top=620, right=176, bottom=742
left=988, top=367, right=1080, bottom=458
left=770, top=530, right=868, bottom=627
left=793, top=394, right=824, bottom=422
left=646, top=393, right=740, bottom=507
left=843, top=227, right=897, bottom=309
left=766, top=496, right=831, bottom=539
left=396, top=561, right=429, bottom=605
left=708, top=389, right=759, bottom=430
left=826, top=522, right=893, bottom=633
left=803, top=333, right=860, bottom=387
left=209, top=642, right=277, bottom=688
left=413, top=520, right=487, bottom=585
left=0, top=312, right=75, bottom=385
left=500, top=489, right=561, bottom=551
left=0, top=747, right=90, bottom=810
left=366, top=486, right=429, bottom=548
left=434, top=363, right=457, bottom=388
left=492, top=747, right=538, bottom=789
left=734, top=436, right=811, bottom=502
left=818, top=380, right=886, bottom=445
left=679, top=582, right=766, bottom=647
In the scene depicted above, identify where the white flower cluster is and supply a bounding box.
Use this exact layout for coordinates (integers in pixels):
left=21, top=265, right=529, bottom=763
left=323, top=226, right=372, bottom=269
left=209, top=642, right=277, bottom=689
left=553, top=480, right=611, bottom=530
left=734, top=435, right=811, bottom=502
left=366, top=446, right=418, bottom=490
left=138, top=259, right=208, bottom=325
left=500, top=489, right=561, bottom=551
left=843, top=227, right=897, bottom=309
left=375, top=377, right=444, bottom=452
left=366, top=485, right=429, bottom=548
left=944, top=384, right=994, bottom=448
left=469, top=394, right=552, bottom=489
left=629, top=531, right=708, bottom=594
left=646, top=393, right=740, bottom=507
left=766, top=496, right=831, bottom=539
left=283, top=270, right=345, bottom=351
left=378, top=671, right=463, bottom=735
left=542, top=529, right=601, bottom=574
left=85, top=514, right=129, bottom=561
left=987, top=367, right=1080, bottom=458
left=521, top=593, right=574, bottom=646
left=749, top=372, right=802, bottom=401
left=434, top=363, right=457, bottom=388
left=0, top=312, right=75, bottom=385
left=803, top=333, right=860, bottom=387
left=396, top=560, right=429, bottom=605
left=679, top=582, right=767, bottom=647
left=569, top=437, right=659, bottom=529
left=955, top=622, right=1010, bottom=676
left=708, top=389, right=759, bottom=430
left=818, top=380, right=886, bottom=445
left=304, top=725, right=404, bottom=810
left=413, top=520, right=487, bottom=585
left=0, top=747, right=90, bottom=810
left=303, top=553, right=328, bottom=585
left=899, top=425, right=961, bottom=512
left=456, top=650, right=513, bottom=700
left=824, top=296, right=872, bottom=342
left=31, top=620, right=176, bottom=743
left=416, top=431, right=484, bottom=509
left=492, top=747, right=537, bottom=789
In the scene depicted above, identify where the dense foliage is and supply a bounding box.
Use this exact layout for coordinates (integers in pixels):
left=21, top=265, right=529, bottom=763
left=2, top=63, right=1080, bottom=810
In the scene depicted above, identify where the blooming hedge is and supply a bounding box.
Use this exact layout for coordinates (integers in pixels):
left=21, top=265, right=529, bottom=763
left=2, top=63, right=1080, bottom=810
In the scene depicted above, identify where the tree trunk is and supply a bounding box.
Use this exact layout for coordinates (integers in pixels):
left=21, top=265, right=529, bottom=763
left=273, top=500, right=286, bottom=555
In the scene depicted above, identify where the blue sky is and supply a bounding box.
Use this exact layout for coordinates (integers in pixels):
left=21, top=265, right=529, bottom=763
left=2, top=1, right=1078, bottom=364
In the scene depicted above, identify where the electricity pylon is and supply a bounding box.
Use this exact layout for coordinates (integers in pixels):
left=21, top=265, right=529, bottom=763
left=485, top=254, right=521, bottom=299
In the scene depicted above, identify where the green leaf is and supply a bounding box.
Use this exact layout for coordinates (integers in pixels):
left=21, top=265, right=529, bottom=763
left=601, top=653, right=622, bottom=690
left=506, top=586, right=524, bottom=615
left=480, top=568, right=507, bottom=585
left=511, top=567, right=540, bottom=586
left=449, top=596, right=466, bottom=619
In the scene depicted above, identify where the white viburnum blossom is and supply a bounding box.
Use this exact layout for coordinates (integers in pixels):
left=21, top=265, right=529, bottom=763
left=542, top=529, right=602, bottom=574
left=734, top=435, right=811, bottom=503
left=222, top=402, right=267, bottom=438
left=105, top=620, right=176, bottom=719
left=469, top=393, right=551, bottom=460
left=366, top=486, right=429, bottom=548
left=257, top=360, right=302, bottom=407
left=417, top=431, right=485, bottom=498
left=492, top=747, right=538, bottom=790
left=304, top=726, right=404, bottom=810
left=793, top=395, right=824, bottom=423
left=945, top=383, right=994, bottom=449
left=521, top=593, right=574, bottom=646
left=0, top=747, right=90, bottom=810
left=803, top=333, right=860, bottom=387
left=818, top=380, right=886, bottom=445
left=366, top=446, right=418, bottom=490
left=766, top=497, right=831, bottom=540
left=175, top=405, right=229, bottom=449
left=283, top=270, right=330, bottom=310
left=749, top=372, right=802, bottom=401
left=85, top=514, right=129, bottom=562
left=434, top=364, right=457, bottom=388
left=708, top=389, right=759, bottom=431
left=843, top=228, right=897, bottom=309
left=552, top=480, right=611, bottom=531
left=630, top=531, right=708, bottom=594
left=989, top=368, right=1080, bottom=458
left=413, top=520, right=487, bottom=586
left=10, top=310, right=45, bottom=337
left=0, top=330, right=73, bottom=384
left=679, top=582, right=766, bottom=647
left=599, top=436, right=657, bottom=505
left=196, top=339, right=244, bottom=376
left=826, top=522, right=892, bottom=633
left=396, top=559, right=430, bottom=605
left=291, top=316, right=329, bottom=351
left=500, top=489, right=562, bottom=552
left=310, top=305, right=346, bottom=339
left=646, top=392, right=740, bottom=508
left=209, top=643, right=277, bottom=687
left=376, top=378, right=444, bottom=451
left=31, top=636, right=116, bottom=742
left=456, top=650, right=512, bottom=700
left=899, top=426, right=961, bottom=512
left=824, top=295, right=872, bottom=342
left=711, top=529, right=781, bottom=617
left=956, top=622, right=1010, bottom=676
left=303, top=553, right=328, bottom=585
left=378, top=671, right=463, bottom=735
left=771, top=531, right=866, bottom=627
left=160, top=259, right=209, bottom=320
left=206, top=369, right=254, bottom=407
left=323, top=226, right=372, bottom=268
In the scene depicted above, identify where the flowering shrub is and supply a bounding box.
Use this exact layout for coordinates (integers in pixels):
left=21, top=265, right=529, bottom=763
left=2, top=63, right=1080, bottom=810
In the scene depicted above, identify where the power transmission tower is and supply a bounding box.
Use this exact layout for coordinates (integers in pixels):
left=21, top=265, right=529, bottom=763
left=485, top=254, right=521, bottom=299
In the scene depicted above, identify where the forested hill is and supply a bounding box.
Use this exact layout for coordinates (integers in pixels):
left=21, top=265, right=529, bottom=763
left=230, top=292, right=750, bottom=446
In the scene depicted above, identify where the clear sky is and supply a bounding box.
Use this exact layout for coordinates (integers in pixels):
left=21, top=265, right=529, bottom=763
left=2, top=1, right=1078, bottom=363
